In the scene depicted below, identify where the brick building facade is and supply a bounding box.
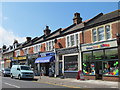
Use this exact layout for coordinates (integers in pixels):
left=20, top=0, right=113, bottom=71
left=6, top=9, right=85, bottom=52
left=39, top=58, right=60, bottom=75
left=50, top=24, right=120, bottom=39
left=2, top=9, right=120, bottom=81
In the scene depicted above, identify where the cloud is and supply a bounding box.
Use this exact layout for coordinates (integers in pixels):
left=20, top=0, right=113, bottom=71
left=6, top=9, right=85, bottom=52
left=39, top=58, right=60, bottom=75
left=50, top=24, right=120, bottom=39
left=0, top=27, right=26, bottom=48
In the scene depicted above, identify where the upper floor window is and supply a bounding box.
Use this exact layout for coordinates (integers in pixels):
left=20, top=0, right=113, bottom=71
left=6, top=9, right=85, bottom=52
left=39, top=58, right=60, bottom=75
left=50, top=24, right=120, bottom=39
left=67, top=36, right=70, bottom=47
left=46, top=40, right=54, bottom=51
left=24, top=49, right=28, bottom=55
left=70, top=35, right=75, bottom=46
left=16, top=50, right=20, bottom=57
left=105, top=25, right=111, bottom=40
left=98, top=27, right=104, bottom=41
left=33, top=44, right=41, bottom=53
left=92, top=25, right=111, bottom=42
left=92, top=29, right=97, bottom=42
left=66, top=33, right=79, bottom=48
left=75, top=34, right=79, bottom=45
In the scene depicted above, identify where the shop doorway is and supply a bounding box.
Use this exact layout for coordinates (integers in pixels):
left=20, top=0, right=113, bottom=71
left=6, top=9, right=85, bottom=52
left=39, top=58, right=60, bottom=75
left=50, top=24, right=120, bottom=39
left=95, top=61, right=102, bottom=80
left=41, top=63, right=50, bottom=76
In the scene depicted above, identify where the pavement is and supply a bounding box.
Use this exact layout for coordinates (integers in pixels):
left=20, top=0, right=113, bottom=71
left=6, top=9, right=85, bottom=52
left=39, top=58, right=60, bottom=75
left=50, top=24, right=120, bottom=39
left=34, top=76, right=119, bottom=88
left=1, top=75, right=119, bottom=89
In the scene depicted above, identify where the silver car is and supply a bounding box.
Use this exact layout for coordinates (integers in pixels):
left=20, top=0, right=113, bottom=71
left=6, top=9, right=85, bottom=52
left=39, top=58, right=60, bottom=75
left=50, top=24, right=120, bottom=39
left=2, top=68, right=11, bottom=77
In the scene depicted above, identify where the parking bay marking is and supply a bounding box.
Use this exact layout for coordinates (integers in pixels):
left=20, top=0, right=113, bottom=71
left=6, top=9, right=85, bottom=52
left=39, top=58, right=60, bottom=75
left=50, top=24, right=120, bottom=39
left=4, top=82, right=21, bottom=88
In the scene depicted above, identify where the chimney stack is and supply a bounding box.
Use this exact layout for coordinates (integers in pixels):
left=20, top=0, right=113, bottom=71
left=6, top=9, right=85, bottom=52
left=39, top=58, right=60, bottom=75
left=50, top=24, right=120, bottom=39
left=44, top=26, right=51, bottom=36
left=73, top=12, right=82, bottom=24
left=26, top=37, right=31, bottom=42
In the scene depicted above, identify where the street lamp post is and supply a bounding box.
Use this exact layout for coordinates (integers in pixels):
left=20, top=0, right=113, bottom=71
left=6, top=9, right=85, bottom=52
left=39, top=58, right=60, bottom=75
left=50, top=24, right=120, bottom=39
left=116, top=33, right=120, bottom=82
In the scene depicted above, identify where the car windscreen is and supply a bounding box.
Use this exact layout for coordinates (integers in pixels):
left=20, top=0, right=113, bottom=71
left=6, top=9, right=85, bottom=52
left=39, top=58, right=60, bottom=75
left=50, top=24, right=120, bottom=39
left=21, top=66, right=31, bottom=70
left=5, top=69, right=10, bottom=71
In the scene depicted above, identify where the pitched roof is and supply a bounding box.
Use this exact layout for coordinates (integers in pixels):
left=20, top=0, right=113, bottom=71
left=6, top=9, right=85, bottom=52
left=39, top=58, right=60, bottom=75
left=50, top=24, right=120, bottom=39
left=85, top=9, right=120, bottom=26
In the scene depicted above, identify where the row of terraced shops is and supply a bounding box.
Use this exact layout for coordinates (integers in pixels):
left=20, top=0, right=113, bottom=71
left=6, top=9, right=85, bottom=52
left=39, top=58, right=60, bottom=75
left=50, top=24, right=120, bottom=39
left=2, top=9, right=120, bottom=81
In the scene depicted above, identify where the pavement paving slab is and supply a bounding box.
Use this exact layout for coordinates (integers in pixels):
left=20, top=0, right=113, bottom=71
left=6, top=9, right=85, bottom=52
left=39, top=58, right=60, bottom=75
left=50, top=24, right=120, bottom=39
left=34, top=76, right=119, bottom=88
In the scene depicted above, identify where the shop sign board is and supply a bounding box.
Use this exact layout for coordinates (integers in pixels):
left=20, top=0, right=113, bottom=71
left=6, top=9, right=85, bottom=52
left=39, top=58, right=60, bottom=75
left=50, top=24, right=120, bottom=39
left=13, top=57, right=18, bottom=60
left=18, top=56, right=26, bottom=60
left=39, top=52, right=55, bottom=57
left=56, top=47, right=79, bottom=55
left=86, top=44, right=110, bottom=50
left=28, top=54, right=38, bottom=59
left=82, top=40, right=117, bottom=51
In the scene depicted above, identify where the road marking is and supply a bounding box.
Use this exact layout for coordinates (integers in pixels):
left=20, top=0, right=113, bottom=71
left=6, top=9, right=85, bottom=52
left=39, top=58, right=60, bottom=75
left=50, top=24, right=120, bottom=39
left=4, top=82, right=20, bottom=88
left=33, top=81, right=81, bottom=88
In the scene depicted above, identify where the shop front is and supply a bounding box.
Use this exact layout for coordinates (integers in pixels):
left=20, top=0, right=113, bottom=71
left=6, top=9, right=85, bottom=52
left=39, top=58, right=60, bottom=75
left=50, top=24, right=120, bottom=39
left=35, top=52, right=55, bottom=76
left=12, top=56, right=27, bottom=65
left=4, top=59, right=11, bottom=68
left=81, top=40, right=119, bottom=81
left=56, top=46, right=79, bottom=78
left=1, top=61, right=4, bottom=69
left=28, top=53, right=38, bottom=75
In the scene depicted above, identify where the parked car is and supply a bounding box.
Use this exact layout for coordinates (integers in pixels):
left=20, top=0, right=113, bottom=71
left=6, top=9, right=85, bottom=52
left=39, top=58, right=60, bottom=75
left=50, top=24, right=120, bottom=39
left=10, top=65, right=34, bottom=80
left=2, top=68, right=11, bottom=77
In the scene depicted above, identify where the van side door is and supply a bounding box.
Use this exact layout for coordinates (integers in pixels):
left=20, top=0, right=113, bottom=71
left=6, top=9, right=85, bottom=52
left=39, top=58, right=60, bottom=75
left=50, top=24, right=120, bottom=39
left=16, top=66, right=20, bottom=77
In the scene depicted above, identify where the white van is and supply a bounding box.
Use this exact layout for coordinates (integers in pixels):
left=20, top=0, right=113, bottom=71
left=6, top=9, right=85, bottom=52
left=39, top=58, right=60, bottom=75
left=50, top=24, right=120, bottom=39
left=10, top=65, right=34, bottom=80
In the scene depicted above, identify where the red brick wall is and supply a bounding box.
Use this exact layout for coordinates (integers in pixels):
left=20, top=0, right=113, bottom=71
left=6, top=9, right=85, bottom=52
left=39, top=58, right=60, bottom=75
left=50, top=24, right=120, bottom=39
left=20, top=50, right=24, bottom=56
left=103, top=76, right=119, bottom=81
left=41, top=43, right=46, bottom=52
left=84, top=30, right=92, bottom=44
left=79, top=32, right=83, bottom=44
left=84, top=75, right=96, bottom=80
left=111, top=22, right=120, bottom=38
left=55, top=38, right=66, bottom=49
left=14, top=52, right=16, bottom=57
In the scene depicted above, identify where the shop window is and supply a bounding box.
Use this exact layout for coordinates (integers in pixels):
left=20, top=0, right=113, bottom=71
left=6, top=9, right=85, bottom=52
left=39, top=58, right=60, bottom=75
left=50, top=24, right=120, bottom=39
left=83, top=51, right=92, bottom=62
left=64, top=55, right=78, bottom=71
left=105, top=25, right=111, bottom=40
left=98, top=27, right=104, bottom=41
left=83, top=62, right=95, bottom=75
left=105, top=48, right=118, bottom=60
left=103, top=61, right=119, bottom=76
left=93, top=50, right=104, bottom=60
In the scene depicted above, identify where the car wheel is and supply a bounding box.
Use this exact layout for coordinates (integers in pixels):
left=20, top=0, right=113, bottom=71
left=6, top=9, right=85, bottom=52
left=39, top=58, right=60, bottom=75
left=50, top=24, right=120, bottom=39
left=11, top=74, right=13, bottom=79
left=18, top=75, right=21, bottom=80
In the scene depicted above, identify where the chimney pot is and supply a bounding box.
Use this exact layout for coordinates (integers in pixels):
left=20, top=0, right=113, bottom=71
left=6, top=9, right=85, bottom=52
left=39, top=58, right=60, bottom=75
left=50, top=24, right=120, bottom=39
left=44, top=26, right=51, bottom=36
left=73, top=12, right=82, bottom=24
left=26, top=37, right=31, bottom=42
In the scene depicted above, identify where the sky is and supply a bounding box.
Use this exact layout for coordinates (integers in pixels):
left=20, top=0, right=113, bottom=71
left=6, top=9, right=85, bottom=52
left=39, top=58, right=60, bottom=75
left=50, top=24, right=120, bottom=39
left=0, top=2, right=119, bottom=47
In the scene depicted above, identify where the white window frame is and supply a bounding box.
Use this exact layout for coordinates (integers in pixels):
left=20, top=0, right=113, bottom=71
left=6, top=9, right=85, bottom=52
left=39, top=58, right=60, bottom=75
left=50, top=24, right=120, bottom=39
left=92, top=24, right=112, bottom=43
left=105, top=25, right=112, bottom=40
left=46, top=40, right=54, bottom=51
left=66, top=32, right=79, bottom=48
left=16, top=50, right=20, bottom=57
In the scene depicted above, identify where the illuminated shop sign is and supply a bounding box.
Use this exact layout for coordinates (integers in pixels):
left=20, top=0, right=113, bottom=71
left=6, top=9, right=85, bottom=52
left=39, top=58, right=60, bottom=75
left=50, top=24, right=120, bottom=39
left=86, top=44, right=110, bottom=50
